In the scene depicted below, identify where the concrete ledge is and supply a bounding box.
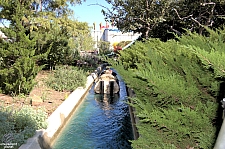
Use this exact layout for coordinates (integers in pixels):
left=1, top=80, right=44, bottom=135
left=214, top=118, right=225, bottom=149
left=126, top=86, right=139, bottom=140
left=19, top=73, right=97, bottom=149
left=18, top=129, right=44, bottom=149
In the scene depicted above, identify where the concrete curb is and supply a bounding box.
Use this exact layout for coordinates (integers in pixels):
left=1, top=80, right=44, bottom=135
left=126, top=86, right=139, bottom=140
left=19, top=73, right=97, bottom=149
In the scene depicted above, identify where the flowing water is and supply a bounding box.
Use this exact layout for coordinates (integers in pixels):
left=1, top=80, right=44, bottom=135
left=52, top=73, right=133, bottom=149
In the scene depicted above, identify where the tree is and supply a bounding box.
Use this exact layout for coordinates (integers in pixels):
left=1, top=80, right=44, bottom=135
left=35, top=19, right=93, bottom=68
left=0, top=0, right=49, bottom=95
left=171, top=0, right=225, bottom=35
left=27, top=1, right=93, bottom=68
left=0, top=0, right=91, bottom=94
left=101, top=0, right=175, bottom=39
left=97, top=41, right=110, bottom=55
left=1, top=0, right=93, bottom=68
left=101, top=0, right=225, bottom=40
left=73, top=22, right=95, bottom=52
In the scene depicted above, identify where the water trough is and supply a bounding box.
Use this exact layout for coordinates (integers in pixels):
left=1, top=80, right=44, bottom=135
left=19, top=72, right=98, bottom=149
left=52, top=70, right=133, bottom=148
left=19, top=64, right=137, bottom=149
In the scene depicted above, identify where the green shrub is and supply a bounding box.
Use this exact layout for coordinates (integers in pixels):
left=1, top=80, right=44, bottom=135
left=108, top=28, right=225, bottom=148
left=98, top=41, right=111, bottom=55
left=117, top=41, right=131, bottom=48
left=46, top=65, right=87, bottom=92
left=0, top=105, right=47, bottom=148
left=13, top=106, right=48, bottom=132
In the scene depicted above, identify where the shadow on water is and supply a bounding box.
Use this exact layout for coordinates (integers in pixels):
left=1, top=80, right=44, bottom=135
left=52, top=71, right=133, bottom=149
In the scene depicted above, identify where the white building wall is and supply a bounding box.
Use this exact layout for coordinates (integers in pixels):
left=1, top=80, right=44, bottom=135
left=0, top=30, right=7, bottom=39
left=106, top=29, right=138, bottom=42
left=91, top=30, right=104, bottom=49
left=103, top=29, right=140, bottom=49
left=91, top=28, right=141, bottom=50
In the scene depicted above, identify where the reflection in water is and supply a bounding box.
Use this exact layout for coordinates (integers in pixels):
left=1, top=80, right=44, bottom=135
left=94, top=94, right=120, bottom=118
left=52, top=71, right=133, bottom=149
left=94, top=94, right=119, bottom=111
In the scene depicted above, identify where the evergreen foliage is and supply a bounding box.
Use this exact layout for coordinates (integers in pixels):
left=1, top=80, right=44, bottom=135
left=108, top=28, right=225, bottom=148
left=0, top=1, right=48, bottom=95
left=1, top=0, right=93, bottom=70
left=0, top=0, right=91, bottom=95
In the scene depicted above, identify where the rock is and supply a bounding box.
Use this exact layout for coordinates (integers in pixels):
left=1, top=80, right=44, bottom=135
left=31, top=95, right=43, bottom=106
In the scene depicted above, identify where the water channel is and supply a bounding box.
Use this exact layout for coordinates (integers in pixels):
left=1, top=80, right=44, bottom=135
left=52, top=72, right=133, bottom=149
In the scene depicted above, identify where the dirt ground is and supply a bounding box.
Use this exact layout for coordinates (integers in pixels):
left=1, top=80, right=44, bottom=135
left=0, top=70, right=71, bottom=116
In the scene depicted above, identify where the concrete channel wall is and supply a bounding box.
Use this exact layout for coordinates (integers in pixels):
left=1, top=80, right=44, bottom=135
left=126, top=87, right=139, bottom=140
left=19, top=73, right=98, bottom=149
left=214, top=118, right=225, bottom=149
left=19, top=63, right=139, bottom=149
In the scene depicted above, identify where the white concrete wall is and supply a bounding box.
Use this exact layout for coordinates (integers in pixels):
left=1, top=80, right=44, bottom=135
left=19, top=73, right=98, bottom=149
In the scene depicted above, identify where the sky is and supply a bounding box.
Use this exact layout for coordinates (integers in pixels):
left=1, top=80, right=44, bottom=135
left=71, top=0, right=111, bottom=28
left=0, top=0, right=111, bottom=28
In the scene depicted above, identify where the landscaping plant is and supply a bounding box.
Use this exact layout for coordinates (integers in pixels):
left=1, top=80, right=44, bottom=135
left=0, top=105, right=47, bottom=148
left=46, top=65, right=87, bottom=92
left=108, top=27, right=225, bottom=148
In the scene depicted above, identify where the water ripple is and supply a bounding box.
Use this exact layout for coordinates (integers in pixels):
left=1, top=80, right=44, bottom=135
left=53, top=72, right=133, bottom=149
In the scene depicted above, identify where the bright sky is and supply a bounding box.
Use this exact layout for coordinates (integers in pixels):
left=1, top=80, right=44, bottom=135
left=71, top=0, right=111, bottom=28
left=0, top=0, right=111, bottom=28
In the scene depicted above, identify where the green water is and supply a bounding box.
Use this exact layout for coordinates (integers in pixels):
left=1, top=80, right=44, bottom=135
left=52, top=74, right=133, bottom=149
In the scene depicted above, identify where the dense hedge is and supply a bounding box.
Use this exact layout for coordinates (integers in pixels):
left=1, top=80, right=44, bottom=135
left=108, top=28, right=225, bottom=148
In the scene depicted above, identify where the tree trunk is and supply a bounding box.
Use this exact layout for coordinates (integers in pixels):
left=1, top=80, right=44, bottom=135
left=141, top=27, right=150, bottom=39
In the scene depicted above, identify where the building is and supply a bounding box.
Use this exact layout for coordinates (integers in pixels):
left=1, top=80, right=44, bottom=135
left=0, top=30, right=7, bottom=39
left=91, top=22, right=140, bottom=50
